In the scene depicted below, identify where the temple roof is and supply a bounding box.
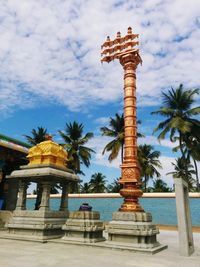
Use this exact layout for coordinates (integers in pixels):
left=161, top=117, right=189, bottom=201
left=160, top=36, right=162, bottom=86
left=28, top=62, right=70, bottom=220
left=27, top=139, right=68, bottom=169
left=0, top=133, right=31, bottom=154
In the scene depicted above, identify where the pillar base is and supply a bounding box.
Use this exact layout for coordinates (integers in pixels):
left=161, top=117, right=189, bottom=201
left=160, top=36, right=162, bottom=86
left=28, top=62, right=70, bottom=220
left=119, top=201, right=144, bottom=212
left=5, top=210, right=68, bottom=242
left=62, top=211, right=105, bottom=243
left=107, top=211, right=167, bottom=253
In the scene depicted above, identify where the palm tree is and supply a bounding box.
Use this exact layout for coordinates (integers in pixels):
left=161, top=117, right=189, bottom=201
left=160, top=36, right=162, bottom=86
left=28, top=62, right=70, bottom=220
left=101, top=113, right=144, bottom=163
left=167, top=157, right=195, bottom=191
left=58, top=121, right=95, bottom=175
left=100, top=113, right=124, bottom=163
left=24, top=127, right=47, bottom=146
left=152, top=84, right=200, bottom=160
left=80, top=182, right=91, bottom=193
left=152, top=178, right=171, bottom=192
left=107, top=178, right=122, bottom=193
left=89, top=173, right=107, bottom=193
left=183, top=133, right=200, bottom=191
left=138, top=144, right=162, bottom=191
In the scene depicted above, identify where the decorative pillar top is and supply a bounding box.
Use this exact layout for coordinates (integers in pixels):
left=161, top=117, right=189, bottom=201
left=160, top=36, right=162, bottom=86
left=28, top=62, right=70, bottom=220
left=101, top=27, right=142, bottom=64
left=27, top=139, right=68, bottom=169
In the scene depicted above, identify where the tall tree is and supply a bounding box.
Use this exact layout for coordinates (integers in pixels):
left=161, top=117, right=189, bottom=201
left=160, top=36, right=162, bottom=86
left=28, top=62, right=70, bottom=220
left=138, top=144, right=162, bottom=191
left=89, top=173, right=107, bottom=193
left=101, top=113, right=124, bottom=163
left=101, top=113, right=144, bottom=163
left=58, top=121, right=95, bottom=175
left=107, top=178, right=122, bottom=193
left=24, top=127, right=47, bottom=146
left=167, top=157, right=195, bottom=191
left=152, top=178, right=171, bottom=192
left=152, top=84, right=200, bottom=160
left=183, top=133, right=200, bottom=191
left=80, top=182, right=91, bottom=193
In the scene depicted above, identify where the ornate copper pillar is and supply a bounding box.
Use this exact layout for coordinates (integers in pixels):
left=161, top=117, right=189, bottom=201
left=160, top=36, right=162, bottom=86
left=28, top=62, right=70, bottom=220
left=101, top=27, right=144, bottom=212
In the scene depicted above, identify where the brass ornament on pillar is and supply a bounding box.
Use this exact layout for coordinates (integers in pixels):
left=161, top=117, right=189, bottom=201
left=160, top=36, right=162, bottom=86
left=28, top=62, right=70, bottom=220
left=101, top=27, right=144, bottom=212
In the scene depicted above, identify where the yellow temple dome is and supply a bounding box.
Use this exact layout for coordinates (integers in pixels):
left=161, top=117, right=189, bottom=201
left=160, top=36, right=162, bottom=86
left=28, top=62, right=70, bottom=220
left=27, top=138, right=68, bottom=169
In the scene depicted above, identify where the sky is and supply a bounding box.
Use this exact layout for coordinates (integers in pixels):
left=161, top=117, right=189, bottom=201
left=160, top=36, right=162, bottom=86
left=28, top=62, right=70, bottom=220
left=0, top=0, right=200, bottom=189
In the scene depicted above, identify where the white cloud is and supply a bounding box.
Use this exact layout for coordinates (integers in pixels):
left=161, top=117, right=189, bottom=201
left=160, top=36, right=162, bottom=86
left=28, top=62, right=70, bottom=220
left=159, top=156, right=176, bottom=187
left=87, top=135, right=121, bottom=169
left=138, top=135, right=178, bottom=148
left=0, top=0, right=200, bottom=114
left=94, top=116, right=110, bottom=125
left=88, top=134, right=178, bottom=186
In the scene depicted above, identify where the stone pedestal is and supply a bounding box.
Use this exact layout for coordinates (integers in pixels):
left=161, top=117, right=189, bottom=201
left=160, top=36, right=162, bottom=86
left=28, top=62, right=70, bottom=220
left=62, top=211, right=105, bottom=243
left=107, top=212, right=167, bottom=253
left=6, top=210, right=68, bottom=242
left=4, top=164, right=79, bottom=242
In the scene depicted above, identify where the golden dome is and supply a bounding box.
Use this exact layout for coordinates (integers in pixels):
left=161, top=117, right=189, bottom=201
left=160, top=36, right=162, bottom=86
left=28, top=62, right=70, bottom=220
left=27, top=140, right=68, bottom=169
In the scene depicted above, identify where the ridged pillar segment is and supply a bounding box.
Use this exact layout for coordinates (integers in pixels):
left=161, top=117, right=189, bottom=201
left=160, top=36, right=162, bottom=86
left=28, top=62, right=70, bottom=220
left=119, top=52, right=143, bottom=212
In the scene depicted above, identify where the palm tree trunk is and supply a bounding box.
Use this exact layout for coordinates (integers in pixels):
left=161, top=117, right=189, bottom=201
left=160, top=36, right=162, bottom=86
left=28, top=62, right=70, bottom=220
left=144, top=175, right=147, bottom=192
left=179, top=131, right=185, bottom=159
left=193, top=158, right=200, bottom=192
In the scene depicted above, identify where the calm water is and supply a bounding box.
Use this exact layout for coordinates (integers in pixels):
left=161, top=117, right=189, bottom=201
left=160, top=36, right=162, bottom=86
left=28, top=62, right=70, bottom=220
left=27, top=197, right=200, bottom=226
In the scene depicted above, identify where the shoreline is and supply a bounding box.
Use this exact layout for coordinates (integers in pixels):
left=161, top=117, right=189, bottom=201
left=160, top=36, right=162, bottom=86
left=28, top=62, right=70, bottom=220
left=27, top=192, right=200, bottom=199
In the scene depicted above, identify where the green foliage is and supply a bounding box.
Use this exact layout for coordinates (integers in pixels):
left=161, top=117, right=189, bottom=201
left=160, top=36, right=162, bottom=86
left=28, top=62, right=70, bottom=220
left=167, top=157, right=195, bottom=191
left=101, top=113, right=124, bottom=162
left=68, top=182, right=80, bottom=193
left=101, top=113, right=144, bottom=163
left=152, top=84, right=200, bottom=156
left=59, top=121, right=95, bottom=175
left=80, top=175, right=122, bottom=194
left=138, top=144, right=162, bottom=191
left=80, top=173, right=107, bottom=193
left=89, top=172, right=107, bottom=193
left=80, top=182, right=91, bottom=193
left=152, top=178, right=171, bottom=192
left=107, top=178, right=122, bottom=193
left=24, top=127, right=47, bottom=146
left=152, top=84, right=200, bottom=191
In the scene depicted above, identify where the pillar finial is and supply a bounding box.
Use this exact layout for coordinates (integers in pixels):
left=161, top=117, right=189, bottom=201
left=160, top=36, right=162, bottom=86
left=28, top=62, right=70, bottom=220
left=116, top=31, right=121, bottom=38
left=106, top=36, right=110, bottom=42
left=127, top=26, right=132, bottom=34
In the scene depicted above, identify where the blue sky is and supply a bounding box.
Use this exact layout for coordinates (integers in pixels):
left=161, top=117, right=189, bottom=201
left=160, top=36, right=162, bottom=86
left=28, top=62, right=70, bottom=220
left=0, top=0, right=200, bottom=188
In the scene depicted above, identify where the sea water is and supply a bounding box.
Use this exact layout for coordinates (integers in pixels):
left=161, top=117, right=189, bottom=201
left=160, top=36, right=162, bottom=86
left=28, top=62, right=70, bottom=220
left=26, top=197, right=200, bottom=225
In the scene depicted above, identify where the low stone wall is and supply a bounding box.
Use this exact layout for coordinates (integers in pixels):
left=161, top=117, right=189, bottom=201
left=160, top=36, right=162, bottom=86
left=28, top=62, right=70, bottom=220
left=27, top=192, right=200, bottom=199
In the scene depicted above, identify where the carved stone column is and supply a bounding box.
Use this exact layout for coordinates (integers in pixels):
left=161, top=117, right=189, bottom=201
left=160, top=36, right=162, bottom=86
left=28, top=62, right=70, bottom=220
left=119, top=52, right=143, bottom=212
left=16, top=181, right=28, bottom=210
left=39, top=182, right=51, bottom=211
left=60, top=183, right=68, bottom=211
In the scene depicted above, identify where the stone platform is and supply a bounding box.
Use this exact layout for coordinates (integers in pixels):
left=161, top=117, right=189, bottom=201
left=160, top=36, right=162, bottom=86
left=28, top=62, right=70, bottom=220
left=1, top=230, right=200, bottom=267
left=107, top=211, right=167, bottom=253
left=62, top=211, right=105, bottom=243
left=5, top=210, right=68, bottom=242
